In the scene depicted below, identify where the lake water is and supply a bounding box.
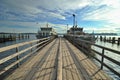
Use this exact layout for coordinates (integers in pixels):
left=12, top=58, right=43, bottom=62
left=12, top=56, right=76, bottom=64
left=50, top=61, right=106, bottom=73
left=0, top=34, right=37, bottom=79
left=0, top=35, right=120, bottom=79
left=93, top=35, right=120, bottom=80
left=0, top=34, right=36, bottom=48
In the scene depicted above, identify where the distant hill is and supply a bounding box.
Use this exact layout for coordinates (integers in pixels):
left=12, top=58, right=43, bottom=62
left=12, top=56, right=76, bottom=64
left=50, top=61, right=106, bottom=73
left=0, top=32, right=37, bottom=34
left=90, top=33, right=117, bottom=35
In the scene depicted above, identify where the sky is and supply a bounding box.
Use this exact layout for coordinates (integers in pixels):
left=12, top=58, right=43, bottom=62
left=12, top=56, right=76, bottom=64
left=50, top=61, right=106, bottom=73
left=0, top=0, right=120, bottom=34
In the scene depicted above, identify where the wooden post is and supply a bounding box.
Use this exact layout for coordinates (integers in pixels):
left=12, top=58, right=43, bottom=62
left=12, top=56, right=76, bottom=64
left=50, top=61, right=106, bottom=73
left=100, top=36, right=102, bottom=41
left=3, top=34, right=6, bottom=42
left=104, top=36, right=106, bottom=42
left=28, top=34, right=29, bottom=39
left=16, top=47, right=20, bottom=67
left=101, top=48, right=104, bottom=70
left=117, top=38, right=120, bottom=45
left=112, top=37, right=115, bottom=44
left=109, top=37, right=111, bottom=43
left=18, top=34, right=21, bottom=40
left=9, top=34, right=11, bottom=41
left=21, top=34, right=24, bottom=39
left=30, top=43, right=33, bottom=52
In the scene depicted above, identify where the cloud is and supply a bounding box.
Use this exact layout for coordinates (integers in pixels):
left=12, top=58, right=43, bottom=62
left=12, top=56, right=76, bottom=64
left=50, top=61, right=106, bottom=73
left=0, top=20, right=69, bottom=33
left=0, top=0, right=120, bottom=33
left=84, top=24, right=120, bottom=33
left=0, top=0, right=90, bottom=21
left=82, top=6, right=120, bottom=23
left=49, top=12, right=66, bottom=20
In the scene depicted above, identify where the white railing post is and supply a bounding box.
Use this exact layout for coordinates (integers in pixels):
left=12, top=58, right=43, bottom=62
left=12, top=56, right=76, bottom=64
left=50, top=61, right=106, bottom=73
left=16, top=47, right=20, bottom=68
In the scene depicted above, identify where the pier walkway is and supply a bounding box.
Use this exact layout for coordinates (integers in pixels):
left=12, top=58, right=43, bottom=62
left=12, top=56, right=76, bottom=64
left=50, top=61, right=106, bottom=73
left=4, top=38, right=111, bottom=80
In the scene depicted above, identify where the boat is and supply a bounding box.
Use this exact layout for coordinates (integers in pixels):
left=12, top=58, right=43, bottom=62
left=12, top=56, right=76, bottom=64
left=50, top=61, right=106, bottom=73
left=65, top=25, right=96, bottom=42
left=36, top=24, right=57, bottom=39
left=64, top=14, right=96, bottom=42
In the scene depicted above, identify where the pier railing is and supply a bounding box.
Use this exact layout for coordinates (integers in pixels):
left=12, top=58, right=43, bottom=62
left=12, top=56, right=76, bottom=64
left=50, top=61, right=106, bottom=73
left=0, top=37, right=54, bottom=76
left=65, top=36, right=120, bottom=78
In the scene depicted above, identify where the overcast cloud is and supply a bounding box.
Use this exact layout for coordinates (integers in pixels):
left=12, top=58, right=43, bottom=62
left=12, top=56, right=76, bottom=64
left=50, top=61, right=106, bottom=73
left=0, top=0, right=120, bottom=33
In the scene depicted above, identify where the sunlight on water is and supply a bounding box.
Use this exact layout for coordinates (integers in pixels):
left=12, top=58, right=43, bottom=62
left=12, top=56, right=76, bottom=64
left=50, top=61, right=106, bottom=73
left=93, top=36, right=120, bottom=80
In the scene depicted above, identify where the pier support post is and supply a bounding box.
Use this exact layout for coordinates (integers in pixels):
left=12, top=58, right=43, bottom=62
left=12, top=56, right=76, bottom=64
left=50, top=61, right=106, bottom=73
left=109, top=37, right=111, bottom=43
left=117, top=38, right=120, bottom=45
left=104, top=36, right=106, bottom=42
left=18, top=34, right=21, bottom=40
left=28, top=34, right=30, bottom=39
left=112, top=37, right=115, bottom=44
left=100, top=36, right=102, bottom=41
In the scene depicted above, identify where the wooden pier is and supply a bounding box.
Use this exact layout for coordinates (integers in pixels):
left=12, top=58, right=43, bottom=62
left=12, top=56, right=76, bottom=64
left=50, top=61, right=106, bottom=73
left=2, top=38, right=112, bottom=80
left=0, top=33, right=29, bottom=43
left=99, top=36, right=120, bottom=45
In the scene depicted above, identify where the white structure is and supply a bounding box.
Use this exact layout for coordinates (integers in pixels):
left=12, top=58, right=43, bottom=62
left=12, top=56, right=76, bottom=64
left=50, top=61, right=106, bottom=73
left=67, top=26, right=85, bottom=35
left=36, top=27, right=57, bottom=39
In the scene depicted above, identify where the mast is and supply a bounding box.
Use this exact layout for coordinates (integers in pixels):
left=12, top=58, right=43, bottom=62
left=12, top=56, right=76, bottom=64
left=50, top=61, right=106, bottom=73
left=46, top=23, right=48, bottom=28
left=73, top=14, right=75, bottom=28
left=73, top=14, right=75, bottom=44
left=75, top=21, right=77, bottom=28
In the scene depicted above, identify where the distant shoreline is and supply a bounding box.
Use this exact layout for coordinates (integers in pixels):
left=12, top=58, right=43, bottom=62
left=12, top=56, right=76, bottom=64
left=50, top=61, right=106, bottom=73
left=0, top=32, right=37, bottom=34
left=92, top=33, right=117, bottom=35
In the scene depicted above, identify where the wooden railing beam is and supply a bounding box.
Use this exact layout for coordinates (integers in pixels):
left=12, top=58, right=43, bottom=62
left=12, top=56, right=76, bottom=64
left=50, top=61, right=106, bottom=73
left=0, top=37, right=54, bottom=75
left=65, top=36, right=120, bottom=78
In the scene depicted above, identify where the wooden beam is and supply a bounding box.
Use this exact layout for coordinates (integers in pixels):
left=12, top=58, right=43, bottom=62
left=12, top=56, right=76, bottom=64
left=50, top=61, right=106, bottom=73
left=57, top=38, right=62, bottom=80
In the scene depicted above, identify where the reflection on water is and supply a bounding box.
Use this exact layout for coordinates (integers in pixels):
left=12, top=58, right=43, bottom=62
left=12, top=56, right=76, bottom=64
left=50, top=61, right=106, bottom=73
left=93, top=37, right=120, bottom=80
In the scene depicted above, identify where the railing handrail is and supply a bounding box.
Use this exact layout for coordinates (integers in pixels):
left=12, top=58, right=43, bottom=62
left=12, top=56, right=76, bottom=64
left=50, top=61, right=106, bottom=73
left=78, top=39, right=120, bottom=77
left=76, top=39, right=120, bottom=54
left=65, top=36, right=120, bottom=78
left=0, top=37, right=54, bottom=76
left=0, top=39, right=49, bottom=65
left=0, top=37, right=49, bottom=53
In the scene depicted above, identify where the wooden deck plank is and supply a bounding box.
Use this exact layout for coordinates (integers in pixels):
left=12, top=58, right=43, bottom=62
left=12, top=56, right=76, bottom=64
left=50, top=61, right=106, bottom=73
left=69, top=54, right=81, bottom=80
left=62, top=39, right=85, bottom=80
left=4, top=38, right=112, bottom=80
left=62, top=44, right=69, bottom=80
left=4, top=39, right=57, bottom=80
left=66, top=52, right=74, bottom=80
left=43, top=52, right=56, bottom=80
left=62, top=41, right=82, bottom=80
left=64, top=39, right=112, bottom=80
left=62, top=51, right=67, bottom=80
left=39, top=39, right=59, bottom=80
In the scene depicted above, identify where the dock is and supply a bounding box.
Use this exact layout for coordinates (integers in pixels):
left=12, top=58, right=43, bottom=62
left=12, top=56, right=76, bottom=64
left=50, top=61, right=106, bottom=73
left=3, top=38, right=111, bottom=80
left=0, top=33, right=29, bottom=43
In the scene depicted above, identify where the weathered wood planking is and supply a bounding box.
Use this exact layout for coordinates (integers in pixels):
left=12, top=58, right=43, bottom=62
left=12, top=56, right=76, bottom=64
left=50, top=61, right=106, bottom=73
left=4, top=38, right=112, bottom=80
left=0, top=38, right=48, bottom=53
left=61, top=39, right=83, bottom=80
left=64, top=39, right=112, bottom=80
left=0, top=39, right=49, bottom=65
left=4, top=39, right=57, bottom=80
